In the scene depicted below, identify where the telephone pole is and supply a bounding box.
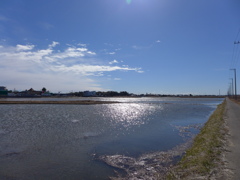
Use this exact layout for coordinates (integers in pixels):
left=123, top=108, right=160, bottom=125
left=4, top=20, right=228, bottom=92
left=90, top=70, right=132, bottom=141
left=230, top=69, right=237, bottom=99
left=230, top=78, right=234, bottom=97
left=228, top=83, right=232, bottom=96
left=232, top=40, right=240, bottom=99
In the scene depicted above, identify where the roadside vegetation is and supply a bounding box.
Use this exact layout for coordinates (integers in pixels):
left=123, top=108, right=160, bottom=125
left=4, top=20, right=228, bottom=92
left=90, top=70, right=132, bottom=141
left=166, top=100, right=227, bottom=179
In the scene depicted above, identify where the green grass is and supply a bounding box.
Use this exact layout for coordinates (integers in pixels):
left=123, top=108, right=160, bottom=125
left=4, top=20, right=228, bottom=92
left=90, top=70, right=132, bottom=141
left=166, top=100, right=226, bottom=179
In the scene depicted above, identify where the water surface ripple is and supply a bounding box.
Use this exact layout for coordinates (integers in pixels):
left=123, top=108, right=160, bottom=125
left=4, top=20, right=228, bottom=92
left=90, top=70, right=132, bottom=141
left=0, top=97, right=223, bottom=179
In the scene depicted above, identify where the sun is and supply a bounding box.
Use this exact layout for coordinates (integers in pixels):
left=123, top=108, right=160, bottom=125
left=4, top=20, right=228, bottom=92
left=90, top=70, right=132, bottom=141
left=126, top=0, right=132, bottom=4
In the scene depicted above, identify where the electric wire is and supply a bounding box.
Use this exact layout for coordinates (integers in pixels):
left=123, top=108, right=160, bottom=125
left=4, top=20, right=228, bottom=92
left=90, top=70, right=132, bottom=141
left=228, top=29, right=240, bottom=95
left=232, top=29, right=240, bottom=68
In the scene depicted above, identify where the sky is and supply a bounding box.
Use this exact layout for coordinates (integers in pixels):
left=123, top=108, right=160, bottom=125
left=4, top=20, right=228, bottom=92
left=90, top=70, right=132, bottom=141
left=0, top=0, right=239, bottom=95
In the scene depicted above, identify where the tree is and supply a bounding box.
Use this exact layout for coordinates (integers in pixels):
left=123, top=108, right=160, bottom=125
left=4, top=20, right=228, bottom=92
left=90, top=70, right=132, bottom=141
left=42, top=87, right=47, bottom=92
left=119, top=91, right=129, bottom=96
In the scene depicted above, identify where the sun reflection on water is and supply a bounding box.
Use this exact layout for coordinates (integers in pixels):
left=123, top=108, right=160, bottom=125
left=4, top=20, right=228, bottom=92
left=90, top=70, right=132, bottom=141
left=101, top=103, right=162, bottom=131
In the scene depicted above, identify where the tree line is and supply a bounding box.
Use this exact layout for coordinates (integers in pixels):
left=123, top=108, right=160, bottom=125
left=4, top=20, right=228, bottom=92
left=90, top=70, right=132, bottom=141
left=72, top=91, right=131, bottom=97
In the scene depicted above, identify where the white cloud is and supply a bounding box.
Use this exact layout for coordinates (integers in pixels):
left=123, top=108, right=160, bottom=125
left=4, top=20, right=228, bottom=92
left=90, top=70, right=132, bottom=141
left=107, top=52, right=116, bottom=55
left=16, top=44, right=35, bottom=51
left=49, top=64, right=141, bottom=76
left=114, top=78, right=121, bottom=81
left=51, top=47, right=94, bottom=59
left=49, top=41, right=59, bottom=48
left=156, top=40, right=161, bottom=43
left=0, top=42, right=142, bottom=92
left=78, top=43, right=87, bottom=47
left=87, top=51, right=96, bottom=55
left=109, top=59, right=119, bottom=64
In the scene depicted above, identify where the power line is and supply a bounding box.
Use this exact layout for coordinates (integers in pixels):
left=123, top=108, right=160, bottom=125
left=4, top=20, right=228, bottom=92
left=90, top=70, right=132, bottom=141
left=228, top=29, right=240, bottom=97
left=236, top=42, right=240, bottom=67
left=231, top=29, right=240, bottom=68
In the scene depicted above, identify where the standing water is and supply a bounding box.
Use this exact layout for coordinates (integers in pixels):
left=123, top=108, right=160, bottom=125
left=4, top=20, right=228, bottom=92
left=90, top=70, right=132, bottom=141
left=0, top=97, right=223, bottom=179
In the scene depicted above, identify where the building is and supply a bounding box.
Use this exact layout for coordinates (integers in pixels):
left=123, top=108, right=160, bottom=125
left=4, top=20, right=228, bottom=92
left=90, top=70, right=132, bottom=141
left=83, top=91, right=96, bottom=97
left=17, top=88, right=42, bottom=97
left=0, top=86, right=7, bottom=91
left=0, top=86, right=8, bottom=96
left=41, top=92, right=52, bottom=96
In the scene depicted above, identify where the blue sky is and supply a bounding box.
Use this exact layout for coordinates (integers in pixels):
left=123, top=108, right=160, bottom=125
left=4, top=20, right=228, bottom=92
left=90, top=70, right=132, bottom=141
left=0, top=0, right=239, bottom=94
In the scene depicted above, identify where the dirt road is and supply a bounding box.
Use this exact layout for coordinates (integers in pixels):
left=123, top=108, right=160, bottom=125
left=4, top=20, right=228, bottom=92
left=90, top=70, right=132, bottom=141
left=225, top=98, right=240, bottom=180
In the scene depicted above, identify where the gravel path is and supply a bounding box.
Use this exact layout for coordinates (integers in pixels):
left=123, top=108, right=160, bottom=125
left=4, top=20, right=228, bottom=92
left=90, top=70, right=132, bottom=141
left=225, top=98, right=240, bottom=180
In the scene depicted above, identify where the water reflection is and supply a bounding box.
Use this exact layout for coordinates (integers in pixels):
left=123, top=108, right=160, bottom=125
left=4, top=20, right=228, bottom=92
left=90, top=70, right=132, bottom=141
left=101, top=103, right=161, bottom=130
left=0, top=98, right=223, bottom=180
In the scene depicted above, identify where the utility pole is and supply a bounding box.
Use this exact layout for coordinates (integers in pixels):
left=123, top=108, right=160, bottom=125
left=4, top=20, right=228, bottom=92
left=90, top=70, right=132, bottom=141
left=232, top=40, right=240, bottom=99
left=230, top=78, right=234, bottom=98
left=228, top=83, right=232, bottom=96
left=230, top=69, right=237, bottom=99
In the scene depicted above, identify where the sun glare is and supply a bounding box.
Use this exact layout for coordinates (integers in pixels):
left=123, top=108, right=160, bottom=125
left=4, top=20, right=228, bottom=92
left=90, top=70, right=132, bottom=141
left=126, top=0, right=132, bottom=4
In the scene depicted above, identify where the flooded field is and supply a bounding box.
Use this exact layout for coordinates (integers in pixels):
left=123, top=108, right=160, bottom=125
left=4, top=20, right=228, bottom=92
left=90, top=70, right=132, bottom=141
left=0, top=97, right=223, bottom=179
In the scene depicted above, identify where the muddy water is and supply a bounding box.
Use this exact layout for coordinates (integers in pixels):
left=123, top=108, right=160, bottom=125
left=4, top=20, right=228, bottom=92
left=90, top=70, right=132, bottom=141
left=0, top=97, right=223, bottom=179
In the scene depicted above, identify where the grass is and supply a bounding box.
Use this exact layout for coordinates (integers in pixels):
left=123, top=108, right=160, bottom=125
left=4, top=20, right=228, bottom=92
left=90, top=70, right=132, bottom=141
left=166, top=100, right=226, bottom=179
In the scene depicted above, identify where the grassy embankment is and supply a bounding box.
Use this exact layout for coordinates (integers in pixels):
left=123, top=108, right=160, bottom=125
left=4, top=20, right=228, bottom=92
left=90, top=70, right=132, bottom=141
left=166, top=100, right=226, bottom=179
